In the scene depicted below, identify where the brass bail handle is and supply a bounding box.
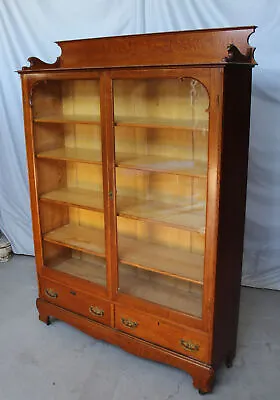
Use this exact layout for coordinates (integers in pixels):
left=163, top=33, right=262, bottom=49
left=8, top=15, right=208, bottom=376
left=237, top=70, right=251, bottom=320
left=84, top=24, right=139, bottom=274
left=89, top=306, right=104, bottom=317
left=121, top=317, right=138, bottom=329
left=180, top=339, right=200, bottom=352
left=45, top=288, right=58, bottom=298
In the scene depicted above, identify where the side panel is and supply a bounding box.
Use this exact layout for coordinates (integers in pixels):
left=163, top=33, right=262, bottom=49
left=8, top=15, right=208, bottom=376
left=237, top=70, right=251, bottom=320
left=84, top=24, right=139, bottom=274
left=211, top=66, right=253, bottom=368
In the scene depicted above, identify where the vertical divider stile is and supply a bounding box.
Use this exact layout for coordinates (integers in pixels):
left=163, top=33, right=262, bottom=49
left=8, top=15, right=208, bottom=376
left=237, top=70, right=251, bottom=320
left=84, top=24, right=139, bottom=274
left=22, top=76, right=45, bottom=276
left=100, top=72, right=118, bottom=321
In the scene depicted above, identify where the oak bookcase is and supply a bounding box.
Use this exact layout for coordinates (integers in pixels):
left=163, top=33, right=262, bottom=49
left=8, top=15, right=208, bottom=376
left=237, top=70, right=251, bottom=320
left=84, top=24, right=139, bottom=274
left=19, top=26, right=256, bottom=394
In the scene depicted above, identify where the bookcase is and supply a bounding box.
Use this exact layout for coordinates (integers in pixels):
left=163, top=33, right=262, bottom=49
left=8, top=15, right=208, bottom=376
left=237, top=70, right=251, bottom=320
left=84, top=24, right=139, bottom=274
left=19, top=26, right=256, bottom=393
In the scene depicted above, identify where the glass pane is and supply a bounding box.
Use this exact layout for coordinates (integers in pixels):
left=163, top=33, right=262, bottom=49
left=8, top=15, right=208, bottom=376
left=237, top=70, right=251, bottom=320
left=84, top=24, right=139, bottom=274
left=33, top=80, right=106, bottom=287
left=119, top=264, right=202, bottom=318
left=114, top=77, right=209, bottom=316
left=44, top=243, right=106, bottom=286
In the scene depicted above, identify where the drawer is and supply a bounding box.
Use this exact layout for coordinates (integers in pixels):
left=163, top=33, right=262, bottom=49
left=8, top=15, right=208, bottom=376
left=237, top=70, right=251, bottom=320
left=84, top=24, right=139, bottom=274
left=115, top=306, right=209, bottom=363
left=40, top=278, right=111, bottom=326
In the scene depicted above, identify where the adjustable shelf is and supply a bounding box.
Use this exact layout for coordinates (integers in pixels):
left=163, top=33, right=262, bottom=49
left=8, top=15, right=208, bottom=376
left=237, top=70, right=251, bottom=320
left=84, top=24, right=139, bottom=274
left=34, top=114, right=100, bottom=125
left=43, top=222, right=204, bottom=285
left=119, top=264, right=203, bottom=317
left=118, top=234, right=204, bottom=284
left=44, top=224, right=106, bottom=257
left=116, top=154, right=207, bottom=177
left=48, top=256, right=106, bottom=286
left=40, top=187, right=104, bottom=212
left=37, top=147, right=102, bottom=164
left=117, top=197, right=205, bottom=233
left=114, top=116, right=208, bottom=131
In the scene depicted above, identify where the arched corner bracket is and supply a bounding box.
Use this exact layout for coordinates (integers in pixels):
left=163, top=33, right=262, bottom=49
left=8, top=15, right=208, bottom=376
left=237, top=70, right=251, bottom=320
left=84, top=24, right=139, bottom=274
left=223, top=43, right=256, bottom=64
left=22, top=56, right=60, bottom=71
left=28, top=80, right=45, bottom=108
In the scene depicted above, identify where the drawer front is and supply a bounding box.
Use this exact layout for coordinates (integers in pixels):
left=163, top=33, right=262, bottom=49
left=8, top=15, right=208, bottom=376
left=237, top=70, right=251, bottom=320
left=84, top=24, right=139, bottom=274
left=40, top=278, right=111, bottom=326
left=115, top=306, right=209, bottom=363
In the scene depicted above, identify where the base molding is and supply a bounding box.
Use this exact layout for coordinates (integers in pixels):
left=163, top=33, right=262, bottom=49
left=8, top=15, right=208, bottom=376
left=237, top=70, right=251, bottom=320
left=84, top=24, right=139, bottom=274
left=37, top=298, right=215, bottom=393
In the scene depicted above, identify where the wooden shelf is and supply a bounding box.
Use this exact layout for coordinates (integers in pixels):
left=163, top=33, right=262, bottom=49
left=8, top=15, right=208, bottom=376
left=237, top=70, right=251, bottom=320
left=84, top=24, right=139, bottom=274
left=34, top=114, right=100, bottom=125
left=119, top=265, right=202, bottom=317
left=44, top=224, right=105, bottom=257
left=116, top=153, right=207, bottom=177
left=118, top=197, right=205, bottom=233
left=44, top=223, right=203, bottom=284
left=48, top=256, right=106, bottom=286
left=114, top=116, right=208, bottom=131
left=37, top=147, right=102, bottom=164
left=40, top=187, right=104, bottom=212
left=118, top=235, right=204, bottom=284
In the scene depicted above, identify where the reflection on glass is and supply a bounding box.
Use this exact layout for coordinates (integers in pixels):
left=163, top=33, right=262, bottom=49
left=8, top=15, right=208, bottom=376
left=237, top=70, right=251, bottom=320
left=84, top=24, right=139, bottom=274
left=119, top=264, right=203, bottom=318
left=33, top=79, right=107, bottom=287
left=114, top=77, right=209, bottom=317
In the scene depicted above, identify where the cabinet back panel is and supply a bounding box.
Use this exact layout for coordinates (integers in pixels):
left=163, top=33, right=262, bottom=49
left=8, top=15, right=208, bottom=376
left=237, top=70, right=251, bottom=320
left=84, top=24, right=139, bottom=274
left=116, top=169, right=206, bottom=205
left=118, top=264, right=203, bottom=317
left=64, top=124, right=102, bottom=193
left=42, top=243, right=107, bottom=287
left=36, top=160, right=103, bottom=197
left=34, top=124, right=64, bottom=153
left=69, top=208, right=104, bottom=230
left=64, top=124, right=101, bottom=151
left=36, top=159, right=67, bottom=195
left=33, top=80, right=100, bottom=119
left=39, top=202, right=69, bottom=234
left=115, top=126, right=208, bottom=162
left=66, top=162, right=103, bottom=192
left=114, top=79, right=209, bottom=122
left=62, top=80, right=100, bottom=117
left=43, top=241, right=71, bottom=264
left=117, top=217, right=205, bottom=254
left=33, top=81, right=62, bottom=119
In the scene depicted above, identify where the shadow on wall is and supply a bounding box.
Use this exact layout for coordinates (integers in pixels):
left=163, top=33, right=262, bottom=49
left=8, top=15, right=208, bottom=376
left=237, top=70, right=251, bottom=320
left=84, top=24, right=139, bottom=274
left=242, top=73, right=280, bottom=290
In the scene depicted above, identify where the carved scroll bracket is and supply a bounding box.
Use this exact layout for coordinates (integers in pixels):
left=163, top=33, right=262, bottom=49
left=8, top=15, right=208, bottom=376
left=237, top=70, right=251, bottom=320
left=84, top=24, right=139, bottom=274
left=22, top=56, right=61, bottom=71
left=223, top=43, right=254, bottom=63
left=223, top=26, right=257, bottom=64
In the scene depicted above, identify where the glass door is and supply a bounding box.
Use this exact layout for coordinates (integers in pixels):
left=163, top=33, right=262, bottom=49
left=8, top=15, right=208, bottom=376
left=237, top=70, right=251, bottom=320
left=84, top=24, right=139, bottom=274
left=113, top=77, right=209, bottom=318
left=32, top=79, right=107, bottom=287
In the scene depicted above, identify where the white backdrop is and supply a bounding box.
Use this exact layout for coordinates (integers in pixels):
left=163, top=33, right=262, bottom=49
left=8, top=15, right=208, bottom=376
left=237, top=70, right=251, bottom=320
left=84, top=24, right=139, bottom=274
left=0, top=0, right=280, bottom=289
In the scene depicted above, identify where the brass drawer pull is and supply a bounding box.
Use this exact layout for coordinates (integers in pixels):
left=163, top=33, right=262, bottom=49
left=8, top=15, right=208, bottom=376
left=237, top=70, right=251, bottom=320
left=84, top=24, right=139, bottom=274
left=180, top=339, right=200, bottom=352
left=121, top=317, right=138, bottom=329
left=89, top=306, right=104, bottom=317
left=45, top=288, right=58, bottom=299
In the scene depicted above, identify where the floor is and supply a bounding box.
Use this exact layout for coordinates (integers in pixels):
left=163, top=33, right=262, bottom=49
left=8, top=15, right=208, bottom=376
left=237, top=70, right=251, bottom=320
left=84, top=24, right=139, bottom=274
left=0, top=256, right=279, bottom=400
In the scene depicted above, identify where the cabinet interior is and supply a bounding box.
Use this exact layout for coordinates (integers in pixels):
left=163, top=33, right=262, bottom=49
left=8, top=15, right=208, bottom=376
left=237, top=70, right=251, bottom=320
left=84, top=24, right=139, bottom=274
left=33, top=76, right=209, bottom=318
